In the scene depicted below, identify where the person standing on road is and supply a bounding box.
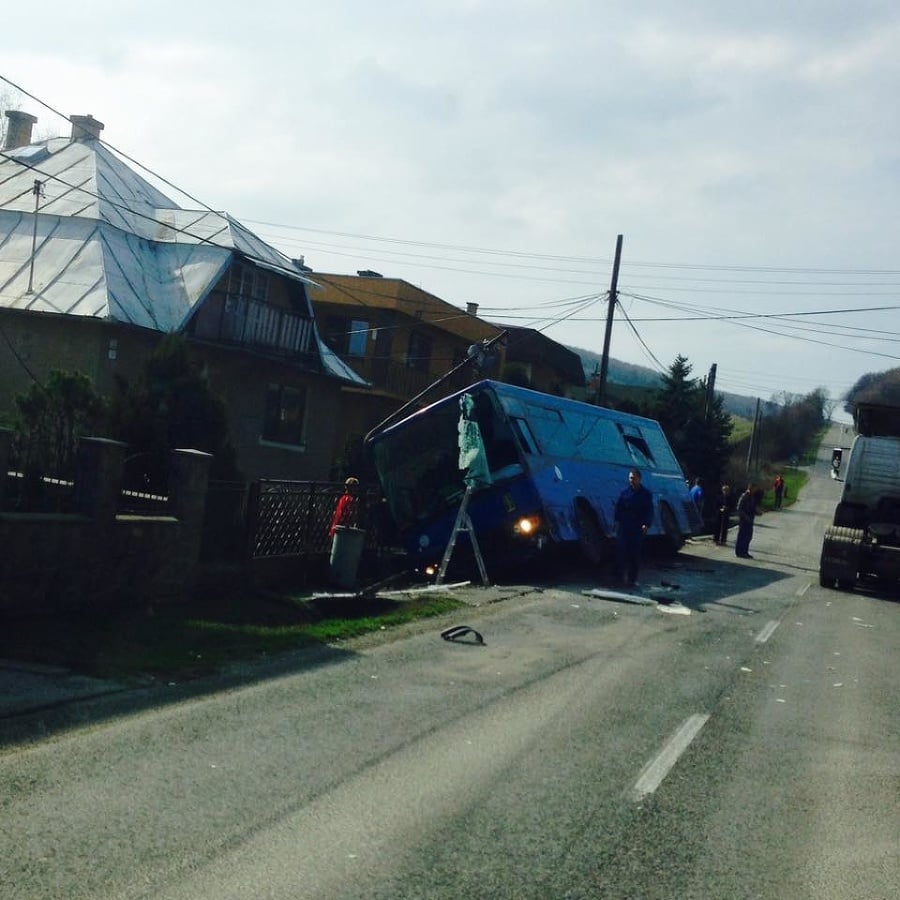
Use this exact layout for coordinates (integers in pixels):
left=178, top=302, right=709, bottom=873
left=613, top=468, right=655, bottom=587
left=773, top=473, right=785, bottom=510
left=329, top=477, right=361, bottom=539
left=690, top=477, right=704, bottom=511
left=735, top=483, right=758, bottom=558
left=714, top=483, right=735, bottom=546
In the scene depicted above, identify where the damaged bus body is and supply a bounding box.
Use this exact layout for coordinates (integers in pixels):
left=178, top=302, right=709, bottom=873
left=367, top=380, right=701, bottom=574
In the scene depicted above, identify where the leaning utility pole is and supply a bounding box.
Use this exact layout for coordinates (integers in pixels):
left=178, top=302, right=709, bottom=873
left=596, top=234, right=623, bottom=405
left=745, top=397, right=761, bottom=476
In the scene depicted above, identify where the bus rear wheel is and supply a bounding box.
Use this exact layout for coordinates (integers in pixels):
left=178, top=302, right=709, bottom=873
left=575, top=501, right=608, bottom=566
left=660, top=504, right=684, bottom=555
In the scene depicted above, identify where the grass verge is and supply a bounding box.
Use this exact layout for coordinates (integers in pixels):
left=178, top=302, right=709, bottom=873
left=757, top=467, right=808, bottom=512
left=0, top=587, right=466, bottom=680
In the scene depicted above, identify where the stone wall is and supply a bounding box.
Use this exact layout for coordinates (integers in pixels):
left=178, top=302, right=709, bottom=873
left=0, top=429, right=211, bottom=617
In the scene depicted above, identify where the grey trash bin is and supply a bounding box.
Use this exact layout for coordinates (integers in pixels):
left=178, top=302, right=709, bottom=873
left=329, top=526, right=366, bottom=588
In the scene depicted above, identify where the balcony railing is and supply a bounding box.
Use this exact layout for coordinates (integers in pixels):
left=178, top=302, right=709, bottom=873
left=220, top=298, right=316, bottom=358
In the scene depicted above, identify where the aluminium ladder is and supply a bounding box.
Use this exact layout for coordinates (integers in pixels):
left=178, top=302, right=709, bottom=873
left=435, top=484, right=490, bottom=586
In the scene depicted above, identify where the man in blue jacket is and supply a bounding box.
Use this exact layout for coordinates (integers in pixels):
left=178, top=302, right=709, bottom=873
left=614, top=468, right=655, bottom=587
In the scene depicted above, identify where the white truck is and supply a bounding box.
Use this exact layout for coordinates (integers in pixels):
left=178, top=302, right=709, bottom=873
left=819, top=403, right=900, bottom=590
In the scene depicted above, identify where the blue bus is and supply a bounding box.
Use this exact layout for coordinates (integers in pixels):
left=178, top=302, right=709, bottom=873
left=366, top=380, right=701, bottom=572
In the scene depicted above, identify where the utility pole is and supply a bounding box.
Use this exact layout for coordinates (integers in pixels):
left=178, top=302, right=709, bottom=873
left=596, top=234, right=623, bottom=406
left=745, top=397, right=760, bottom=476
left=26, top=179, right=43, bottom=294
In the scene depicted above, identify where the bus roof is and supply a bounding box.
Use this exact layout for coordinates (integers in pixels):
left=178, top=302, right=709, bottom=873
left=367, top=379, right=665, bottom=446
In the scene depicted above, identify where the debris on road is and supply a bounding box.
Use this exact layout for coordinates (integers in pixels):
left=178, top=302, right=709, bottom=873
left=440, top=625, right=485, bottom=645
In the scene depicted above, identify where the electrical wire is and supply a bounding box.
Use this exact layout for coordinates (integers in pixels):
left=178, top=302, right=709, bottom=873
left=3, top=76, right=897, bottom=403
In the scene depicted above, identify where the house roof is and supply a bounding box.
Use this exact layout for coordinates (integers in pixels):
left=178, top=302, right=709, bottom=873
left=309, top=273, right=503, bottom=344
left=498, top=325, right=586, bottom=386
left=0, top=127, right=366, bottom=385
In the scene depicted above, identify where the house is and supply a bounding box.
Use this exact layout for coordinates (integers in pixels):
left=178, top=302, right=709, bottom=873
left=307, top=272, right=505, bottom=459
left=478, top=320, right=585, bottom=399
left=0, top=111, right=367, bottom=481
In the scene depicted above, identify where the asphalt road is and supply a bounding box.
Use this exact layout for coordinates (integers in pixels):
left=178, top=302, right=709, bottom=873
left=2, top=425, right=898, bottom=899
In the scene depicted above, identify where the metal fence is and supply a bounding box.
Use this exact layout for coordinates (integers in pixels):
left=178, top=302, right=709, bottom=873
left=118, top=451, right=173, bottom=516
left=246, top=480, right=392, bottom=559
left=1, top=470, right=76, bottom=513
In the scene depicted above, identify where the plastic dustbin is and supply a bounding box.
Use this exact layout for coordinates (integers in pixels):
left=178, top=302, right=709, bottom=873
left=329, top=526, right=366, bottom=588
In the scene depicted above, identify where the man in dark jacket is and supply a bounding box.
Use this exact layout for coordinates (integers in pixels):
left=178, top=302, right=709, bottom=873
left=735, top=483, right=759, bottom=558
left=613, top=468, right=655, bottom=587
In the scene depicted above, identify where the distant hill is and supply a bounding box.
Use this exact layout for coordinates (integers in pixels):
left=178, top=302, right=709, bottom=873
left=569, top=345, right=775, bottom=421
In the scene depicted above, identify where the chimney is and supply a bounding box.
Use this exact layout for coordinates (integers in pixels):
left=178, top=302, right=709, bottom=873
left=70, top=114, right=105, bottom=142
left=466, top=302, right=479, bottom=316
left=3, top=110, right=38, bottom=150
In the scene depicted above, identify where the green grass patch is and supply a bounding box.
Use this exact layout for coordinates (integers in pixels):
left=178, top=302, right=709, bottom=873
left=0, top=588, right=466, bottom=680
left=757, top=467, right=807, bottom=512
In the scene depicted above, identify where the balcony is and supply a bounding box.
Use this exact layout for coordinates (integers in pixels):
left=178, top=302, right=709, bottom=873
left=217, top=297, right=316, bottom=359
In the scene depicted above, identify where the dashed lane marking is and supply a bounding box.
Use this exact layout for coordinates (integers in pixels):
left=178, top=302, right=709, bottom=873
left=631, top=713, right=711, bottom=801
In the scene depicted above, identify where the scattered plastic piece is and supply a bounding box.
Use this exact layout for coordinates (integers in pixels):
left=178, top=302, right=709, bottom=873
left=582, top=588, right=656, bottom=606
left=656, top=602, right=690, bottom=616
left=440, top=625, right=485, bottom=645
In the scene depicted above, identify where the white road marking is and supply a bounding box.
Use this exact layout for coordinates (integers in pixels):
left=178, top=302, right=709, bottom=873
left=631, top=713, right=710, bottom=801
left=796, top=582, right=811, bottom=597
left=755, top=620, right=780, bottom=644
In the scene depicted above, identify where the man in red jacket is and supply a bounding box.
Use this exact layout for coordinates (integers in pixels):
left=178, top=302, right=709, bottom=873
left=329, top=477, right=361, bottom=538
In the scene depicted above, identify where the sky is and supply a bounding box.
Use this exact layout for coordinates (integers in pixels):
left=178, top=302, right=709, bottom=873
left=3, top=1, right=900, bottom=421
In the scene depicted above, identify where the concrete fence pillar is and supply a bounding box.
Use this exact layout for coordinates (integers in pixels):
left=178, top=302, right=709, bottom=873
left=0, top=428, right=12, bottom=510
left=169, top=448, right=213, bottom=575
left=74, top=437, right=126, bottom=523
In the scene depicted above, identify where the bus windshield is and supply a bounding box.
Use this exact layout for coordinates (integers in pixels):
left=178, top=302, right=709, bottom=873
left=371, top=388, right=522, bottom=531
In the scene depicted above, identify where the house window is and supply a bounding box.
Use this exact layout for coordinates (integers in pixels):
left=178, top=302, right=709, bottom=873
left=406, top=330, right=432, bottom=371
left=324, top=316, right=369, bottom=357
left=262, top=384, right=307, bottom=446
left=347, top=319, right=369, bottom=357
left=231, top=261, right=269, bottom=302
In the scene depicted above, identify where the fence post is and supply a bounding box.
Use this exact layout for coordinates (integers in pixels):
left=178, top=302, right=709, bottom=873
left=0, top=428, right=12, bottom=511
left=75, top=437, right=127, bottom=523
left=169, top=448, right=214, bottom=585
left=245, top=480, right=261, bottom=559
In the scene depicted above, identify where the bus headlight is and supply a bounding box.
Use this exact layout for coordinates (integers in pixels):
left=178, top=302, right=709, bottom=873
left=514, top=516, right=540, bottom=536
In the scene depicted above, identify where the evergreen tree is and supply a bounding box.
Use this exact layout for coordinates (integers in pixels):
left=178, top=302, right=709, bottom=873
left=652, top=355, right=733, bottom=490
left=108, top=336, right=239, bottom=484
left=13, top=370, right=107, bottom=476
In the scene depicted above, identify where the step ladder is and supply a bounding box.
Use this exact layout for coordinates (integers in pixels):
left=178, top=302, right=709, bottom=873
left=436, top=485, right=490, bottom=586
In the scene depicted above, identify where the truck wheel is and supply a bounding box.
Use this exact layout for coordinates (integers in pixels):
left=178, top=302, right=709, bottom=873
left=819, top=526, right=863, bottom=593
left=575, top=501, right=608, bottom=566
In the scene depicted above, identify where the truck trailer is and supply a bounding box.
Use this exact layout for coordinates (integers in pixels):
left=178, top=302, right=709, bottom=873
left=819, top=403, right=900, bottom=590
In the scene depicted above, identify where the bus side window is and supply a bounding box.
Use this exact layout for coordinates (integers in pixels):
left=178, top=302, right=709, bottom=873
left=510, top=417, right=539, bottom=455
left=617, top=423, right=656, bottom=468
left=624, top=436, right=655, bottom=467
